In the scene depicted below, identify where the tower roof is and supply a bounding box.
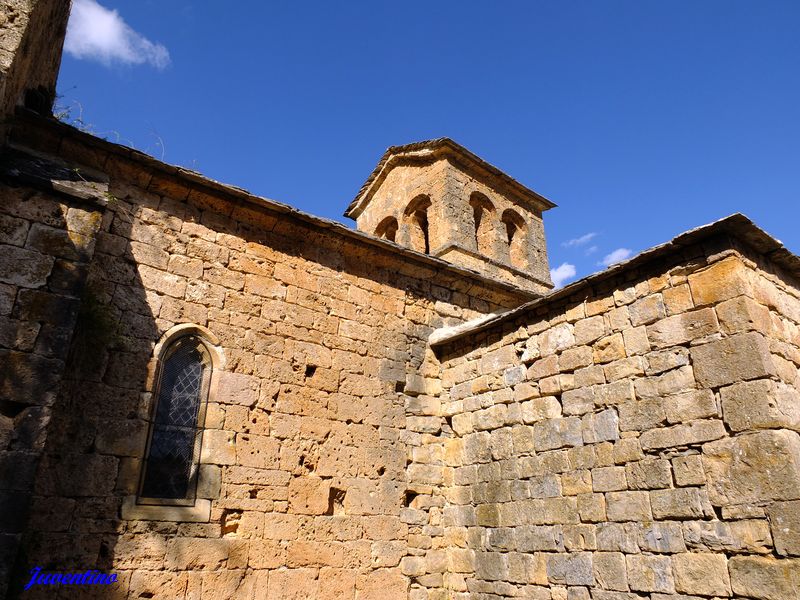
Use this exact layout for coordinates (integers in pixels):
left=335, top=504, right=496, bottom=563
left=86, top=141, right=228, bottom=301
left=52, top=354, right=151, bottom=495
left=344, top=137, right=557, bottom=220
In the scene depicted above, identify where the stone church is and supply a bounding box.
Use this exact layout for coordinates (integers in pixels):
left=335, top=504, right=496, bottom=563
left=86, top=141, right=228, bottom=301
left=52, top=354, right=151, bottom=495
left=1, top=1, right=799, bottom=599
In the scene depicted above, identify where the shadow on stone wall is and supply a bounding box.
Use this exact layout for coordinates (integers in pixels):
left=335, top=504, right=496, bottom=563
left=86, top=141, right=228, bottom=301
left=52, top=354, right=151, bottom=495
left=3, top=163, right=153, bottom=599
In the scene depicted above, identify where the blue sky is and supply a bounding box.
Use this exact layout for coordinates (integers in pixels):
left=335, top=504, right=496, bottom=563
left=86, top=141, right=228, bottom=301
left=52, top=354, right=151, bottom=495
left=58, top=1, right=800, bottom=287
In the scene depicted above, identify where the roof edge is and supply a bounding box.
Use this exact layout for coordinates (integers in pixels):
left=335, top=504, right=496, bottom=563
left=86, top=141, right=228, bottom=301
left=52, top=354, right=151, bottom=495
left=430, top=213, right=796, bottom=347
left=9, top=111, right=539, bottom=303
left=344, top=137, right=557, bottom=220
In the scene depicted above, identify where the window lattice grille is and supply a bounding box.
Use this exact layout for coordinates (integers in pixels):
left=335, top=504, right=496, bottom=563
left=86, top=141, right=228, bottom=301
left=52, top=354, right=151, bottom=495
left=140, top=339, right=208, bottom=500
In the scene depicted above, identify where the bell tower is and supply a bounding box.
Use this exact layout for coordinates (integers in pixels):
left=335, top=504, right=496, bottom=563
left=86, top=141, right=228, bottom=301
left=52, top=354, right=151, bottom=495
left=345, top=138, right=555, bottom=294
left=0, top=0, right=70, bottom=122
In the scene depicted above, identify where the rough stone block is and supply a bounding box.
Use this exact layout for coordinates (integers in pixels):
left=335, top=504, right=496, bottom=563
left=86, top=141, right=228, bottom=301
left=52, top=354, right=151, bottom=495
left=633, top=365, right=694, bottom=399
left=288, top=476, right=331, bottom=515
left=636, top=522, right=686, bottom=553
left=594, top=380, right=634, bottom=406
left=562, top=388, right=595, bottom=416
left=703, top=430, right=800, bottom=505
left=672, top=553, right=731, bottom=596
left=672, top=454, right=706, bottom=487
left=663, top=283, right=694, bottom=315
left=626, top=554, right=675, bottom=593
left=593, top=334, right=626, bottom=364
left=664, top=389, right=718, bottom=424
left=574, top=316, right=605, bottom=345
left=165, top=537, right=229, bottom=570
left=721, top=379, right=800, bottom=432
left=729, top=556, right=800, bottom=600
left=603, top=356, right=645, bottom=382
left=593, top=552, right=627, bottom=591
left=94, top=419, right=147, bottom=457
left=640, top=419, right=725, bottom=450
left=691, top=332, right=776, bottom=389
left=619, top=398, right=666, bottom=432
left=539, top=323, right=575, bottom=356
left=200, top=429, right=237, bottom=465
left=625, top=459, right=671, bottom=490
left=716, top=295, right=772, bottom=334
left=622, top=325, right=650, bottom=356
left=516, top=525, right=563, bottom=552
left=768, top=500, right=800, bottom=556
left=592, top=467, right=627, bottom=492
left=646, top=308, right=719, bottom=348
left=651, top=487, right=714, bottom=519
left=581, top=409, right=619, bottom=444
left=216, top=371, right=260, bottom=407
left=629, top=294, right=666, bottom=326
left=645, top=347, right=690, bottom=376
left=559, top=346, right=593, bottom=372
left=534, top=417, right=583, bottom=451
left=683, top=519, right=772, bottom=554
left=606, top=491, right=651, bottom=521
left=688, top=256, right=753, bottom=307
left=572, top=495, right=605, bottom=528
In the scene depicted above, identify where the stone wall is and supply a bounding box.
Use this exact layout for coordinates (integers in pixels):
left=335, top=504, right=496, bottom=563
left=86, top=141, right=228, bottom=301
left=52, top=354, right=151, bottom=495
left=5, top=117, right=530, bottom=599
left=426, top=240, right=800, bottom=600
left=0, top=151, right=107, bottom=596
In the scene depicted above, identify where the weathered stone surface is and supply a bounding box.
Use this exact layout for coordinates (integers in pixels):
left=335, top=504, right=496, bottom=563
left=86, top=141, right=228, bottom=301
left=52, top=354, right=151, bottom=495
left=593, top=334, right=626, bottom=364
left=683, top=519, right=772, bottom=554
left=664, top=389, right=718, bottom=424
left=629, top=294, right=666, bottom=326
left=626, top=554, right=674, bottom=593
left=672, top=454, right=706, bottom=487
left=703, top=430, right=800, bottom=505
left=672, top=553, right=731, bottom=596
left=606, top=491, right=651, bottom=521
left=691, top=332, right=776, bottom=388
left=646, top=308, right=719, bottom=348
left=625, top=459, right=671, bottom=490
left=716, top=295, right=772, bottom=334
left=633, top=365, right=694, bottom=399
left=534, top=417, right=583, bottom=451
left=593, top=552, right=627, bottom=591
left=581, top=409, right=619, bottom=444
left=640, top=419, right=725, bottom=450
left=721, top=379, right=800, bottom=432
left=574, top=316, right=605, bottom=345
left=288, top=476, right=331, bottom=515
left=0, top=245, right=55, bottom=288
left=540, top=323, right=575, bottom=356
left=768, top=501, right=800, bottom=556
left=645, top=347, right=690, bottom=376
left=688, top=257, right=753, bottom=307
left=729, top=556, right=800, bottom=600
left=636, top=522, right=686, bottom=553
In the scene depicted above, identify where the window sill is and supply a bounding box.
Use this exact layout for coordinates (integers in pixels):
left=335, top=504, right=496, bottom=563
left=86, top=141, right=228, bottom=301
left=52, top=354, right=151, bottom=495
left=121, top=496, right=211, bottom=522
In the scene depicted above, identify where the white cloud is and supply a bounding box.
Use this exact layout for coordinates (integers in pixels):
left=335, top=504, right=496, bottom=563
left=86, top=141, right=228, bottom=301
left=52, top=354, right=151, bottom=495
left=65, top=0, right=170, bottom=69
left=585, top=245, right=598, bottom=256
left=600, top=248, right=633, bottom=267
left=562, top=232, right=597, bottom=248
left=550, top=263, right=577, bottom=288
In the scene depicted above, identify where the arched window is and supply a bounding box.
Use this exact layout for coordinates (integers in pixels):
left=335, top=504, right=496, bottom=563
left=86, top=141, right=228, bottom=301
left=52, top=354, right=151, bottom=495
left=138, top=334, right=213, bottom=503
left=374, top=216, right=399, bottom=242
left=469, top=192, right=496, bottom=257
left=404, top=195, right=432, bottom=254
left=501, top=209, right=528, bottom=270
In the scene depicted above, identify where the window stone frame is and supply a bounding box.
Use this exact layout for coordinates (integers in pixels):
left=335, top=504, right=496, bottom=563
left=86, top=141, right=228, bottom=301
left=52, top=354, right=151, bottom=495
left=120, top=323, right=225, bottom=523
